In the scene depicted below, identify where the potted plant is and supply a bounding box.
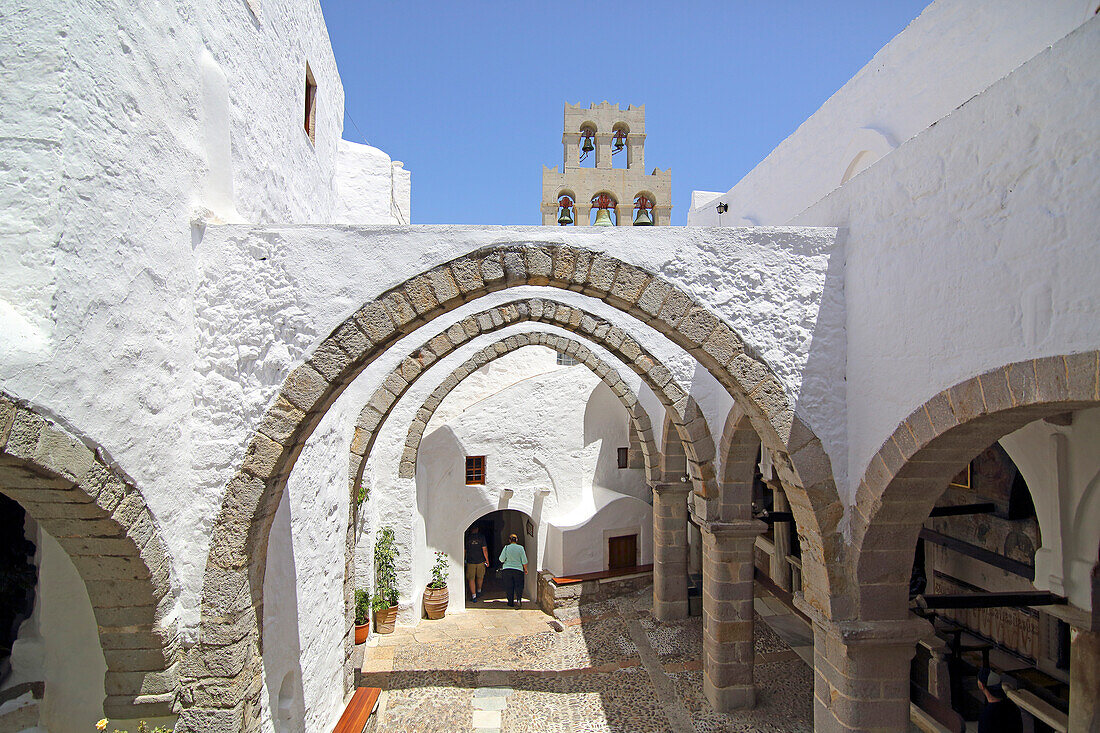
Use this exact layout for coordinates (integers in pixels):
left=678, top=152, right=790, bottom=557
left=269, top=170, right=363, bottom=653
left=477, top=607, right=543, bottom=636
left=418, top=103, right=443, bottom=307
left=372, top=527, right=399, bottom=634
left=423, top=551, right=449, bottom=619
left=354, top=588, right=370, bottom=644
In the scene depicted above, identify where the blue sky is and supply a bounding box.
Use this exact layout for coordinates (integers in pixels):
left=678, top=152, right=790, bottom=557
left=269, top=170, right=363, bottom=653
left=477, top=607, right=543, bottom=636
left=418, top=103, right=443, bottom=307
left=319, top=1, right=929, bottom=225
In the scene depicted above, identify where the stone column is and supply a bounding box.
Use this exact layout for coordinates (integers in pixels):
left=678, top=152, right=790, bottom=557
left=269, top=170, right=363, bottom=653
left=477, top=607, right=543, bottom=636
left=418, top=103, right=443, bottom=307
left=562, top=132, right=581, bottom=168
left=626, top=133, right=645, bottom=170
left=798, top=605, right=929, bottom=733
left=541, top=203, right=557, bottom=226
left=595, top=133, right=613, bottom=169
left=652, top=482, right=691, bottom=621
left=769, top=484, right=792, bottom=591
left=1069, top=626, right=1100, bottom=732
left=575, top=204, right=591, bottom=227
left=616, top=202, right=632, bottom=226
left=698, top=518, right=765, bottom=711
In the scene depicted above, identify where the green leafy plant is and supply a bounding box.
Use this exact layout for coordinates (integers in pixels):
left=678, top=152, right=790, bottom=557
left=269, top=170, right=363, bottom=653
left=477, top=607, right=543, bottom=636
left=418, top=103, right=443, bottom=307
left=427, top=551, right=448, bottom=590
left=96, top=721, right=172, bottom=733
left=371, top=527, right=398, bottom=610
left=354, top=588, right=370, bottom=626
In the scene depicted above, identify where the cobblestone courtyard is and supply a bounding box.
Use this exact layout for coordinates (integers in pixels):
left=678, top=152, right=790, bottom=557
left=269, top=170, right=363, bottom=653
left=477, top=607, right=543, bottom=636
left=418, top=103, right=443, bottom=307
left=359, top=586, right=814, bottom=732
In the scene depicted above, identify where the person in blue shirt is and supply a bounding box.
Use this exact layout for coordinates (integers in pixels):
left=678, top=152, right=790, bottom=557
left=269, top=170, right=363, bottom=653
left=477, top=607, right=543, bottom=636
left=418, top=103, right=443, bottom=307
left=499, top=534, right=528, bottom=609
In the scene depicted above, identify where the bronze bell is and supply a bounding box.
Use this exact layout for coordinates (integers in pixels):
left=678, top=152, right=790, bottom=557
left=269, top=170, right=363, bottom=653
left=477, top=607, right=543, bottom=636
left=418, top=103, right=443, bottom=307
left=558, top=206, right=573, bottom=225
left=581, top=136, right=595, bottom=154
left=633, top=208, right=653, bottom=226
left=593, top=208, right=614, bottom=226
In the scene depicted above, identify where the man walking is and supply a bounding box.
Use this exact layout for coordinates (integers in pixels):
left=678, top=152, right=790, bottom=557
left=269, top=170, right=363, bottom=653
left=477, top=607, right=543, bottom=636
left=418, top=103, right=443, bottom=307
left=465, top=527, right=489, bottom=601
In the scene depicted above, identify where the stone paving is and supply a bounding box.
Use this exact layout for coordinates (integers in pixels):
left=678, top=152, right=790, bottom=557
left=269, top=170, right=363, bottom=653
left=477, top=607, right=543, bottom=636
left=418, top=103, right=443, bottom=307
left=360, top=586, right=813, bottom=732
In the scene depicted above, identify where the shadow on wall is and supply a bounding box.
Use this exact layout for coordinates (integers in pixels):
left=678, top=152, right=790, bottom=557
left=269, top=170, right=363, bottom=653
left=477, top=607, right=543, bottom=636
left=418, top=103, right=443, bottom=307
left=793, top=230, right=848, bottom=499
left=262, top=492, right=306, bottom=732
left=417, top=425, right=546, bottom=606
left=583, top=382, right=648, bottom=503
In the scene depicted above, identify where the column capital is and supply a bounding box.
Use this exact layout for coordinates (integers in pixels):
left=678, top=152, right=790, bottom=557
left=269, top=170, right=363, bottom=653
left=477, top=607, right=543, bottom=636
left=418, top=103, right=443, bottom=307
left=650, top=481, right=692, bottom=496
left=794, top=593, right=933, bottom=648
left=693, top=516, right=766, bottom=539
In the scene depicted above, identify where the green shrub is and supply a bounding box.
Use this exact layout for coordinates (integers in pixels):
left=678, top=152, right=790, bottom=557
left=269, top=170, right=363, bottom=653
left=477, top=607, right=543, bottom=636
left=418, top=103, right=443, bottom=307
left=96, top=721, right=172, bottom=733
left=372, top=527, right=398, bottom=610
left=354, top=588, right=370, bottom=625
left=427, top=551, right=448, bottom=590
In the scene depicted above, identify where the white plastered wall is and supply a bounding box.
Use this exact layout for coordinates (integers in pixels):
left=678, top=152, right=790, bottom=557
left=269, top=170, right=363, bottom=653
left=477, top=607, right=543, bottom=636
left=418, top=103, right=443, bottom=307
left=687, top=0, right=1095, bottom=227
left=413, top=367, right=651, bottom=593
left=1000, top=408, right=1100, bottom=612
left=4, top=521, right=106, bottom=731
left=335, top=140, right=411, bottom=225
left=0, top=0, right=365, bottom=639
left=790, top=18, right=1100, bottom=507
left=359, top=322, right=662, bottom=624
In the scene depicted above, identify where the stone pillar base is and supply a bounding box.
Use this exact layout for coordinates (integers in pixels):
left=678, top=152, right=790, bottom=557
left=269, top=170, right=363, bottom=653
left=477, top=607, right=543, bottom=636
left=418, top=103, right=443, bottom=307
left=652, top=483, right=691, bottom=622
left=797, top=598, right=931, bottom=733
left=704, top=677, right=755, bottom=711
left=654, top=597, right=690, bottom=621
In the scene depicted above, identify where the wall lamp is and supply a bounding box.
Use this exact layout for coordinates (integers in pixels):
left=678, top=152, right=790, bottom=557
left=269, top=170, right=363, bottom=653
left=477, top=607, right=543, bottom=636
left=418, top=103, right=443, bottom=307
left=715, top=202, right=729, bottom=214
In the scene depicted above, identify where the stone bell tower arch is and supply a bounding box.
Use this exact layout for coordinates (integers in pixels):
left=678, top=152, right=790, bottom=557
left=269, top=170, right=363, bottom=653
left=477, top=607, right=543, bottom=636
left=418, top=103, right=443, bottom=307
left=541, top=102, right=672, bottom=226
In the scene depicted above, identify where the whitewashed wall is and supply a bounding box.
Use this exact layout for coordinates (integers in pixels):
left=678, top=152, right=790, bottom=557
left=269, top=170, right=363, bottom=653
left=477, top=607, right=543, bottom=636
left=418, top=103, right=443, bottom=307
left=687, top=0, right=1095, bottom=227
left=791, top=18, right=1100, bottom=505
left=335, top=141, right=411, bottom=225
left=414, top=365, right=649, bottom=601
left=4, top=522, right=106, bottom=732
left=1001, top=408, right=1100, bottom=612
left=0, top=0, right=351, bottom=638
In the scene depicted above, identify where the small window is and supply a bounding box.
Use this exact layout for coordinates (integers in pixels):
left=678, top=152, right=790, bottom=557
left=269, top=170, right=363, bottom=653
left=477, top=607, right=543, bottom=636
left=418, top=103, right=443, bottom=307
left=304, top=64, right=317, bottom=144
left=556, top=352, right=578, bottom=366
left=465, top=456, right=486, bottom=485
left=616, top=447, right=629, bottom=469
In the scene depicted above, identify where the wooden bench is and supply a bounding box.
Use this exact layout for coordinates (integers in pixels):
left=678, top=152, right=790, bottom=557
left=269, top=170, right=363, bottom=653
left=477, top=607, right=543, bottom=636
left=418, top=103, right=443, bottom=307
left=332, top=686, right=381, bottom=733
left=1005, top=687, right=1068, bottom=732
left=552, top=564, right=652, bottom=586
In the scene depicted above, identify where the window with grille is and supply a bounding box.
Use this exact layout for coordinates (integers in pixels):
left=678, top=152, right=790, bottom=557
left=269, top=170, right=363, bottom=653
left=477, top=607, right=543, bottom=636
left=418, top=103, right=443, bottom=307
left=465, top=456, right=486, bottom=485
left=556, top=352, right=578, bottom=366
left=617, top=447, right=629, bottom=469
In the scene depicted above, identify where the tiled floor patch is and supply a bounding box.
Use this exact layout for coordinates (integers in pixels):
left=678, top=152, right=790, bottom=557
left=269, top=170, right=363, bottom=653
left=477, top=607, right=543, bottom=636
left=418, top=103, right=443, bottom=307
left=364, top=586, right=813, bottom=731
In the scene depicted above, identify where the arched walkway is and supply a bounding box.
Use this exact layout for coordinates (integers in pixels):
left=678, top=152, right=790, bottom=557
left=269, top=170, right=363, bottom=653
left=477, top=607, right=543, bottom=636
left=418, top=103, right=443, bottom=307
left=0, top=393, right=178, bottom=719
left=348, top=299, right=685, bottom=493
left=188, top=244, right=839, bottom=730
left=387, top=330, right=662, bottom=482
left=817, top=352, right=1100, bottom=732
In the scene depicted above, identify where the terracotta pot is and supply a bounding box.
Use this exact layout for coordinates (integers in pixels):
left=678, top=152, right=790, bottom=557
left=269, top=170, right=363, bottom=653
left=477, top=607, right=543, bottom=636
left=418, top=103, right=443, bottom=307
left=354, top=622, right=369, bottom=644
left=423, top=586, right=449, bottom=620
left=373, top=605, right=398, bottom=634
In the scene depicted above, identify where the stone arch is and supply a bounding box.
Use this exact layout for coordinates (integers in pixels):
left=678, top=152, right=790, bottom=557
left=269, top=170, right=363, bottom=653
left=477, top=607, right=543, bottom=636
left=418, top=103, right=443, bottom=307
left=396, top=331, right=662, bottom=480
left=851, top=352, right=1100, bottom=622
left=0, top=393, right=178, bottom=719
left=189, top=244, right=839, bottom=729
left=348, top=297, right=720, bottom=497
left=660, top=413, right=689, bottom=483
left=718, top=403, right=762, bottom=521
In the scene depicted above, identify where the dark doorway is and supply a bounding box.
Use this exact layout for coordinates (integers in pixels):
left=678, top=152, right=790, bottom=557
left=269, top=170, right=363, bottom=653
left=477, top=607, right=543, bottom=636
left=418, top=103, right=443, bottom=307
left=464, top=509, right=533, bottom=607
left=608, top=534, right=637, bottom=570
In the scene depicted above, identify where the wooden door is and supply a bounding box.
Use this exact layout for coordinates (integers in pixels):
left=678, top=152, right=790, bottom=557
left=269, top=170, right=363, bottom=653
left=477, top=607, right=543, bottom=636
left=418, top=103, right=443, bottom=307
left=608, top=534, right=637, bottom=570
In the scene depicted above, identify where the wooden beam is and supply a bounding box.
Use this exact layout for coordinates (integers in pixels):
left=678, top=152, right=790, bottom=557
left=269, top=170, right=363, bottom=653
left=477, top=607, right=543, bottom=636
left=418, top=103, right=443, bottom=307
left=755, top=511, right=794, bottom=524
left=927, top=502, right=996, bottom=517
left=916, top=590, right=1065, bottom=610
left=919, top=528, right=1034, bottom=580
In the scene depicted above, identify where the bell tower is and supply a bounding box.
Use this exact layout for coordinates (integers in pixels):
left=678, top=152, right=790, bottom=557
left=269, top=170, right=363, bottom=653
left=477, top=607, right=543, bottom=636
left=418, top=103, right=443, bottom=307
left=541, top=102, right=672, bottom=226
